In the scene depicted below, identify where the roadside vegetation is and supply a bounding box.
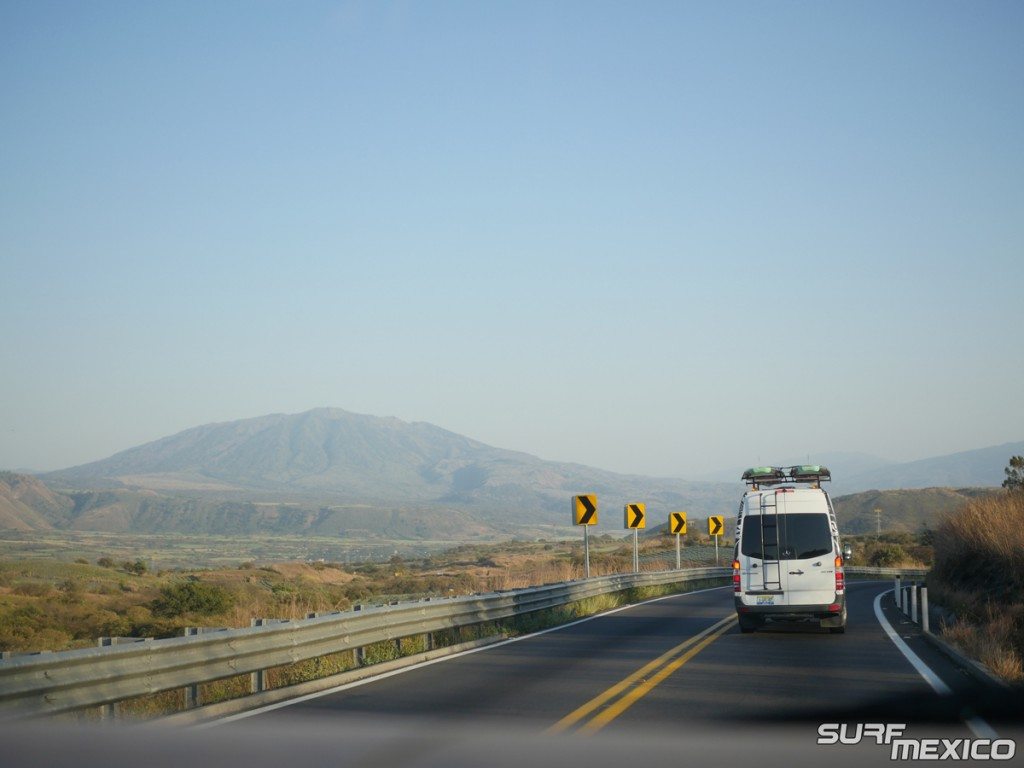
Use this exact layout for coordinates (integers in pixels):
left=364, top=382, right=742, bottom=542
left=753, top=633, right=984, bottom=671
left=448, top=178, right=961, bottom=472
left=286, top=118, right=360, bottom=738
left=929, top=461, right=1024, bottom=683
left=843, top=532, right=933, bottom=569
left=0, top=534, right=719, bottom=654
left=0, top=533, right=726, bottom=720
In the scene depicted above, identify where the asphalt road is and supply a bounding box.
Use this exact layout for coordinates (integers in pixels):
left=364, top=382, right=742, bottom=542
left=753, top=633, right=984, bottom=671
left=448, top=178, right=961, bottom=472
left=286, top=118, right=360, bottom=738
left=227, top=580, right=1015, bottom=734
left=8, top=581, right=1020, bottom=768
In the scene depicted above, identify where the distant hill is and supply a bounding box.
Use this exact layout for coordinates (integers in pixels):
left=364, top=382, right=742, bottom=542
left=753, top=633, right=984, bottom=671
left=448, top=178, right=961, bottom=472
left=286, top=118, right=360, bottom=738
left=831, top=487, right=998, bottom=534
left=10, top=410, right=1020, bottom=540
left=704, top=444, right=1022, bottom=494
left=834, top=442, right=1024, bottom=494
left=0, top=472, right=71, bottom=530
left=35, top=409, right=739, bottom=537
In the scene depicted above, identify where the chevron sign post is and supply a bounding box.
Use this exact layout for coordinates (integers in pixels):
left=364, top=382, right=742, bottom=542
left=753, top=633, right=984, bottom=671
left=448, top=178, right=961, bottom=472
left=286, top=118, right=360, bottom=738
left=625, top=503, right=646, bottom=573
left=670, top=512, right=687, bottom=569
left=708, top=515, right=724, bottom=565
left=572, top=495, right=598, bottom=578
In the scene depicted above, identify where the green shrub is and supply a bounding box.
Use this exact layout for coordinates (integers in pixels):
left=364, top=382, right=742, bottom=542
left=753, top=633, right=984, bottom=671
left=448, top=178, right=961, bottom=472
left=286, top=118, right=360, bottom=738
left=151, top=581, right=233, bottom=618
left=122, top=559, right=148, bottom=575
left=869, top=544, right=907, bottom=567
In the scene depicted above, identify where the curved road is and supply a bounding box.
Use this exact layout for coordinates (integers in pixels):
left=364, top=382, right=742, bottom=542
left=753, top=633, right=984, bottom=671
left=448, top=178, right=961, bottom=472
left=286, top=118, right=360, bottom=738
left=224, top=581, right=1012, bottom=733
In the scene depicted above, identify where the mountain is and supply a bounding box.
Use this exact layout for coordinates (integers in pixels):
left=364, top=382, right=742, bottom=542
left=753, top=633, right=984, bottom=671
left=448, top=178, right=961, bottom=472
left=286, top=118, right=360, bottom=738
left=13, top=410, right=1021, bottom=540
left=38, top=409, right=739, bottom=536
left=835, top=441, right=1024, bottom=494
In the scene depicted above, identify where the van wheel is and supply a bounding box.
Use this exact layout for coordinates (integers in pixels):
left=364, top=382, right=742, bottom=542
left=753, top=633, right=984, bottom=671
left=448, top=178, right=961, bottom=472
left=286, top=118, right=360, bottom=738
left=738, top=615, right=758, bottom=633
left=827, top=606, right=848, bottom=633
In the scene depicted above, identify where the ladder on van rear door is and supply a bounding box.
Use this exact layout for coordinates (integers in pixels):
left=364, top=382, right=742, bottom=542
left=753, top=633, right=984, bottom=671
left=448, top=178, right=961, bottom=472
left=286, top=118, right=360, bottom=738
left=759, top=491, right=783, bottom=591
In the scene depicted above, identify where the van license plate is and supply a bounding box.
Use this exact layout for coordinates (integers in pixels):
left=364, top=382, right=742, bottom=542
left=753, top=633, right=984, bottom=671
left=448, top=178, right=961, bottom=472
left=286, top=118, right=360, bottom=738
left=756, top=596, right=775, bottom=606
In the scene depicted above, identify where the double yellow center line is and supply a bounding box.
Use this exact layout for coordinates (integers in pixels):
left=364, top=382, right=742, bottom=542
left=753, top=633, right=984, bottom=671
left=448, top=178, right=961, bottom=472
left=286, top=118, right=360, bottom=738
left=547, top=613, right=736, bottom=735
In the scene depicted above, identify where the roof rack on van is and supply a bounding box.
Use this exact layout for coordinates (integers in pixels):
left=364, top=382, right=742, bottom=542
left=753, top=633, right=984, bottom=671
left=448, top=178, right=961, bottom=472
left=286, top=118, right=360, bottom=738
left=741, top=465, right=831, bottom=487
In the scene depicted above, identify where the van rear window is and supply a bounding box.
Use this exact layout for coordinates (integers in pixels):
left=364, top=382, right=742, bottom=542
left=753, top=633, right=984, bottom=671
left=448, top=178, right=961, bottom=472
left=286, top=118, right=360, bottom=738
left=740, top=513, right=832, bottom=560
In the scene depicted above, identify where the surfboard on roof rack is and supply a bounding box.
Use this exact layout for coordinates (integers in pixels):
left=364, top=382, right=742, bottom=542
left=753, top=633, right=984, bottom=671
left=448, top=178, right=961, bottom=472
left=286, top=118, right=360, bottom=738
left=788, top=465, right=831, bottom=483
left=741, top=467, right=787, bottom=485
left=740, top=465, right=832, bottom=486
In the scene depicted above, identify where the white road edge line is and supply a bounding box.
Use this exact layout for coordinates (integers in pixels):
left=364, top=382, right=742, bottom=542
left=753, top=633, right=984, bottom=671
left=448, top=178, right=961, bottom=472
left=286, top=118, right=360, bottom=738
left=200, top=584, right=732, bottom=728
left=872, top=588, right=999, bottom=740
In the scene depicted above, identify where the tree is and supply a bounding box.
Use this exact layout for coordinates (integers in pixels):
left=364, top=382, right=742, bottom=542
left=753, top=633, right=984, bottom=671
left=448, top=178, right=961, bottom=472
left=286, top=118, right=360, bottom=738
left=1003, top=455, right=1024, bottom=492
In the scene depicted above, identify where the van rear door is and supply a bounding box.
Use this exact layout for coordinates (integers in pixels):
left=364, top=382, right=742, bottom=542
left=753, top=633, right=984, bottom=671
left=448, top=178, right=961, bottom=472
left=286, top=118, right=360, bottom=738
left=739, top=492, right=788, bottom=600
left=776, top=494, right=836, bottom=605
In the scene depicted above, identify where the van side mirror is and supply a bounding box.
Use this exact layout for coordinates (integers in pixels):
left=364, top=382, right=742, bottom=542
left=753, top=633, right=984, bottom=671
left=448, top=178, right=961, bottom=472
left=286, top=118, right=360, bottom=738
left=842, top=545, right=853, bottom=561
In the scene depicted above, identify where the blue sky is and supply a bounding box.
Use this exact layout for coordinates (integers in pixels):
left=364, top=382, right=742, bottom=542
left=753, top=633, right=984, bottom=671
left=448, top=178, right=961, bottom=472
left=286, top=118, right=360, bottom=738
left=2, top=1, right=1022, bottom=476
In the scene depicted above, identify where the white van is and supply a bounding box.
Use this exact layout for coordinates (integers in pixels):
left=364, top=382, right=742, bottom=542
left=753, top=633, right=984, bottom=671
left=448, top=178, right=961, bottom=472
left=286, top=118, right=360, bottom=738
left=732, top=466, right=848, bottom=634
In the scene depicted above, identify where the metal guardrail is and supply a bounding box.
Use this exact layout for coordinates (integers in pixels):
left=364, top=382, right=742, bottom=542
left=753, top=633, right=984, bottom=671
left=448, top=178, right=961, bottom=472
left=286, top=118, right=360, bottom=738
left=0, top=567, right=730, bottom=721
left=845, top=566, right=929, bottom=578
left=0, top=564, right=929, bottom=721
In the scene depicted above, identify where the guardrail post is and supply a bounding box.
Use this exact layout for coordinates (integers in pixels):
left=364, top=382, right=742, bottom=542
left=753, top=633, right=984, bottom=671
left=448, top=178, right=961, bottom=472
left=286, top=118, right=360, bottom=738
left=181, top=626, right=228, bottom=708
left=354, top=647, right=365, bottom=666
left=251, top=668, right=266, bottom=694
left=248, top=619, right=286, bottom=693
left=97, top=638, right=119, bottom=719
left=921, top=587, right=929, bottom=633
left=182, top=628, right=203, bottom=707
left=95, top=637, right=154, bottom=718
left=424, top=632, right=434, bottom=651
left=911, top=582, right=918, bottom=624
left=894, top=576, right=902, bottom=610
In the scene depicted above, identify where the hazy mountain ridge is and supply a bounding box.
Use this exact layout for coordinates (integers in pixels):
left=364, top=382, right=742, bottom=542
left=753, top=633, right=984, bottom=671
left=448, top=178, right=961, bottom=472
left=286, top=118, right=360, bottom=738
left=703, top=443, right=1023, bottom=494
left=5, top=410, right=1019, bottom=539
left=36, top=409, right=741, bottom=536
left=834, top=441, right=1024, bottom=494
left=48, top=409, right=508, bottom=497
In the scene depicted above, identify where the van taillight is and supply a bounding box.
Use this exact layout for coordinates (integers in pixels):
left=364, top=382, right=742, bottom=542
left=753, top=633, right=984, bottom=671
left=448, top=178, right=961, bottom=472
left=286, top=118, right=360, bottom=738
left=835, top=557, right=845, bottom=593
left=732, top=560, right=741, bottom=592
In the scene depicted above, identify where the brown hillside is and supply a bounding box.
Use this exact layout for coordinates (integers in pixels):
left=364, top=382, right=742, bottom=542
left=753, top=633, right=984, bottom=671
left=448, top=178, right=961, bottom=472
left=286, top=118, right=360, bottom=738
left=0, top=472, right=69, bottom=531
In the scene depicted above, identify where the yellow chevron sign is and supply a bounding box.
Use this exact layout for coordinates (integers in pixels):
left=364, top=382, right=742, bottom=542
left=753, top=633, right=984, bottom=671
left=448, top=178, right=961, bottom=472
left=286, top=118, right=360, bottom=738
left=670, top=512, right=687, bottom=535
left=625, top=503, right=646, bottom=529
left=708, top=516, right=724, bottom=536
left=573, top=494, right=598, bottom=526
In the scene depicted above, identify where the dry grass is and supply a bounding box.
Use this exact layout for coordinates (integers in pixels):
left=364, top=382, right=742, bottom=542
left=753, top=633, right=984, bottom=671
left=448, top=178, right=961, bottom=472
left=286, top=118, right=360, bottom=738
left=932, top=493, right=1024, bottom=590
left=940, top=612, right=1024, bottom=683
left=930, top=491, right=1024, bottom=683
